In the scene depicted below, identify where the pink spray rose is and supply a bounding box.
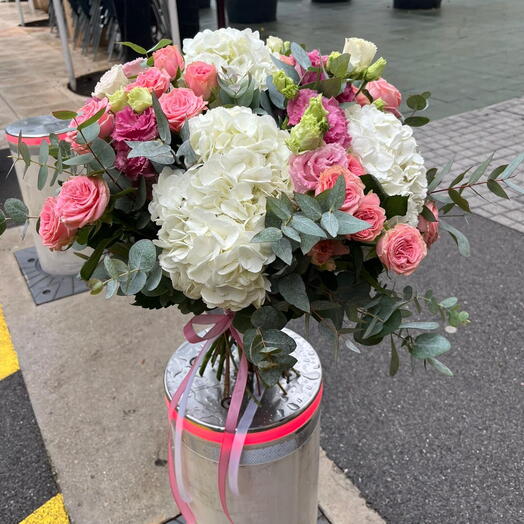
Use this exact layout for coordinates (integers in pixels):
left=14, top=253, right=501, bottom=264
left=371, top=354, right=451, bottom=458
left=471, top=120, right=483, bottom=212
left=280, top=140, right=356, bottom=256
left=153, top=45, right=185, bottom=78
left=184, top=61, right=218, bottom=100
left=122, top=58, right=146, bottom=78
left=112, top=106, right=158, bottom=142
left=287, top=89, right=350, bottom=148
left=279, top=54, right=296, bottom=66
left=39, top=197, right=75, bottom=250
left=66, top=97, right=114, bottom=153
left=347, top=154, right=366, bottom=176
left=377, top=223, right=427, bottom=276
left=55, top=176, right=110, bottom=229
left=351, top=192, right=386, bottom=242
left=336, top=84, right=356, bottom=104
left=114, top=142, right=157, bottom=182
left=353, top=79, right=402, bottom=116
left=315, top=165, right=365, bottom=214
left=289, top=143, right=349, bottom=193
left=309, top=239, right=349, bottom=270
left=159, top=88, right=207, bottom=132
left=418, top=201, right=440, bottom=247
left=127, top=67, right=171, bottom=98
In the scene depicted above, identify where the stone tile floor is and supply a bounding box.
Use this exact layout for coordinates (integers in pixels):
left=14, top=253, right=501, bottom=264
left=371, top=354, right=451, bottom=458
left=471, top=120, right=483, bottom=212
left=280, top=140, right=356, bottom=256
left=201, top=0, right=524, bottom=120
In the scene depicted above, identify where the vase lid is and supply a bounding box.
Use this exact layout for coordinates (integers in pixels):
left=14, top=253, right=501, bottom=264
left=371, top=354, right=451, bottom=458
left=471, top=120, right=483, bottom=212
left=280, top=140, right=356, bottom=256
left=5, top=115, right=68, bottom=138
left=164, top=328, right=322, bottom=433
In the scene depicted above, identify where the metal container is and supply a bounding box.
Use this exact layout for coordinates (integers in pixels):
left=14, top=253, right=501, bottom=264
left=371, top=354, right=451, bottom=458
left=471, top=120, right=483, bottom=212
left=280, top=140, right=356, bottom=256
left=164, top=328, right=322, bottom=524
left=5, top=116, right=84, bottom=276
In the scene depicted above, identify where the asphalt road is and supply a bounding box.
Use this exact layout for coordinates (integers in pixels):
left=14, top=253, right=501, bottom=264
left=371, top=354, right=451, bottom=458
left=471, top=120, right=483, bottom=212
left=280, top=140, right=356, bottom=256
left=293, top=214, right=523, bottom=524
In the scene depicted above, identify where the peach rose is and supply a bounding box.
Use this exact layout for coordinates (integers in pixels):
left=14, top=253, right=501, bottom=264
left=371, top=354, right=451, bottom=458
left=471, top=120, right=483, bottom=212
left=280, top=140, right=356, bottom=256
left=66, top=97, right=114, bottom=153
left=279, top=54, right=296, bottom=66
left=353, top=78, right=402, bottom=116
left=348, top=154, right=366, bottom=176
left=351, top=192, right=386, bottom=242
left=377, top=223, right=427, bottom=276
left=418, top=200, right=440, bottom=247
left=309, top=239, right=349, bottom=270
left=159, top=88, right=207, bottom=132
left=55, top=176, right=110, bottom=229
left=315, top=165, right=365, bottom=214
left=153, top=45, right=185, bottom=79
left=127, top=67, right=171, bottom=98
left=39, top=197, right=75, bottom=250
left=184, top=61, right=218, bottom=100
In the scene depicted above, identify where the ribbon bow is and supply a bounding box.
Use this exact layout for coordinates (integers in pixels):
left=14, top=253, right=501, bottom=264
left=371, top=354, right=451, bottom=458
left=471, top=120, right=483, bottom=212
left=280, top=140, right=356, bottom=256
left=167, top=311, right=263, bottom=524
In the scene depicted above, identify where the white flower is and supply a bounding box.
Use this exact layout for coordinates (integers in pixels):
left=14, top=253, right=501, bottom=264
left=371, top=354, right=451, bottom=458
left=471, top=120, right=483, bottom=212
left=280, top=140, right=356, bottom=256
left=266, top=35, right=284, bottom=54
left=150, top=108, right=292, bottom=311
left=92, top=64, right=129, bottom=99
left=343, top=37, right=377, bottom=72
left=183, top=28, right=277, bottom=89
left=346, top=104, right=427, bottom=225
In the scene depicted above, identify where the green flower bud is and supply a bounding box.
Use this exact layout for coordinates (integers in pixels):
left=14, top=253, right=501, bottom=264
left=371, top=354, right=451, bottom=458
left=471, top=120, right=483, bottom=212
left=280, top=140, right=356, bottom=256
left=365, top=57, right=387, bottom=81
left=266, top=35, right=284, bottom=54
left=107, top=88, right=128, bottom=112
left=286, top=95, right=328, bottom=154
left=272, top=70, right=299, bottom=100
left=326, top=51, right=341, bottom=74
left=372, top=98, right=386, bottom=111
left=127, top=87, right=152, bottom=113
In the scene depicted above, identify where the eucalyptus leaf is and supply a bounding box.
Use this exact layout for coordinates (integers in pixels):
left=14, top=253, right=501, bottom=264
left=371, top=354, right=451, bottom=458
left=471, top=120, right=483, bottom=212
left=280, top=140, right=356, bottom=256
left=412, top=333, right=451, bottom=359
left=406, top=94, right=428, bottom=111
left=146, top=38, right=172, bottom=54
left=487, top=179, right=509, bottom=199
left=251, top=306, right=287, bottom=330
left=389, top=338, right=399, bottom=376
left=321, top=211, right=339, bottom=237
left=281, top=225, right=301, bottom=242
left=273, top=237, right=293, bottom=265
left=129, top=239, right=156, bottom=272
left=126, top=140, right=174, bottom=164
left=333, top=211, right=371, bottom=235
left=266, top=75, right=286, bottom=109
left=498, top=152, right=524, bottom=180
left=90, top=137, right=116, bottom=168
left=439, top=297, right=458, bottom=308
left=295, top=192, right=322, bottom=220
left=428, top=160, right=453, bottom=192
left=64, top=152, right=95, bottom=166
left=468, top=153, right=494, bottom=184
left=270, top=55, right=300, bottom=83
left=278, top=274, right=310, bottom=313
left=440, top=221, right=470, bottom=257
left=399, top=321, right=439, bottom=330
left=327, top=175, right=346, bottom=210
left=78, top=107, right=107, bottom=130
left=145, top=263, right=163, bottom=291
left=4, top=198, right=28, bottom=224
left=37, top=165, right=48, bottom=190
left=267, top=196, right=292, bottom=220
left=300, top=234, right=322, bottom=254
left=291, top=42, right=311, bottom=70
left=251, top=227, right=283, bottom=243
left=120, top=270, right=147, bottom=295
left=105, top=279, right=119, bottom=299
left=404, top=116, right=430, bottom=127
left=152, top=94, right=171, bottom=144
left=291, top=215, right=326, bottom=237
left=119, top=41, right=147, bottom=55
left=52, top=110, right=77, bottom=120
left=428, top=357, right=453, bottom=376
left=75, top=122, right=100, bottom=144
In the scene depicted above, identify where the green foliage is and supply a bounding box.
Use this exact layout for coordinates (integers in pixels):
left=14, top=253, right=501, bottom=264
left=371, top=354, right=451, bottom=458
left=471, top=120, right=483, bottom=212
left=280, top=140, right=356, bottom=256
left=126, top=140, right=174, bottom=164
left=290, top=42, right=311, bottom=69
left=4, top=198, right=28, bottom=224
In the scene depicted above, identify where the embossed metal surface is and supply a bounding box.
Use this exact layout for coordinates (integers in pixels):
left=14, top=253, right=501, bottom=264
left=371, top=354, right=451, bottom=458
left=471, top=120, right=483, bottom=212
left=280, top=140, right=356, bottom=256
left=164, top=328, right=322, bottom=432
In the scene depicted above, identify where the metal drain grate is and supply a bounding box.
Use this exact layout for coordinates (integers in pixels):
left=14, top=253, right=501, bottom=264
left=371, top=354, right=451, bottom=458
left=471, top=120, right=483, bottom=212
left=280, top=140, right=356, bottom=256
left=14, top=246, right=88, bottom=305
left=165, top=507, right=331, bottom=523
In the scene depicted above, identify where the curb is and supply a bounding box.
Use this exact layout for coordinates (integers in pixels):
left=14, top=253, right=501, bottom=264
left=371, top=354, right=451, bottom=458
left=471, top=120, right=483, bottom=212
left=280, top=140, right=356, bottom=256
left=0, top=305, right=70, bottom=524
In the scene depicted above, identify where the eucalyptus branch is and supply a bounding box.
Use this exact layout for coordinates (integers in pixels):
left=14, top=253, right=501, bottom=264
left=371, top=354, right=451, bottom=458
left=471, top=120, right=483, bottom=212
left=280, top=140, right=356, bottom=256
left=430, top=174, right=518, bottom=194
left=11, top=155, right=77, bottom=178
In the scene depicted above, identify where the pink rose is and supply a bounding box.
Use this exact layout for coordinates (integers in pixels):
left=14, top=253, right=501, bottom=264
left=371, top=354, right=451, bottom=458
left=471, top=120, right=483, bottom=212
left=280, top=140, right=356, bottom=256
left=279, top=54, right=296, bottom=66
left=377, top=224, right=427, bottom=276
left=309, top=239, right=349, bottom=270
left=336, top=84, right=356, bottom=104
left=112, top=106, right=158, bottom=142
left=184, top=61, right=218, bottom=100
left=418, top=201, right=439, bottom=247
left=297, top=50, right=328, bottom=85
left=55, top=176, right=109, bottom=229
left=289, top=143, right=349, bottom=193
left=127, top=67, right=171, bottom=98
left=122, top=58, right=146, bottom=78
left=351, top=192, right=386, bottom=242
left=353, top=79, right=402, bottom=117
left=114, top=142, right=157, bottom=182
left=287, top=89, right=350, bottom=148
left=348, top=154, right=366, bottom=176
left=159, top=88, right=207, bottom=132
left=66, top=97, right=114, bottom=153
left=153, top=45, right=185, bottom=79
left=315, top=165, right=365, bottom=214
left=39, top=197, right=75, bottom=250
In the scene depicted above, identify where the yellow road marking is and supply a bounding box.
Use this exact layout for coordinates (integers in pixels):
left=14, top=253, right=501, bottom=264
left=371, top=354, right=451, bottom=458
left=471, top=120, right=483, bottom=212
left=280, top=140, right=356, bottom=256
left=19, top=493, right=69, bottom=524
left=0, top=304, right=19, bottom=380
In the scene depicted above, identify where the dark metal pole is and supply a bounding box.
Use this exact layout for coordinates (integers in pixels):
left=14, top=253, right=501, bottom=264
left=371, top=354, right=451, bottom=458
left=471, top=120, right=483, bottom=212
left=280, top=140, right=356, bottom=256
left=216, top=0, right=226, bottom=28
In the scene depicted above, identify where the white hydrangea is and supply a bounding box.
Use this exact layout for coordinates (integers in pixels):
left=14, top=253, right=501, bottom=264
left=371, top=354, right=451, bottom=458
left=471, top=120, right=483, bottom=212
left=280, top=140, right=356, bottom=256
left=346, top=104, right=427, bottom=225
left=182, top=28, right=277, bottom=89
left=149, top=108, right=292, bottom=311
left=92, top=64, right=129, bottom=99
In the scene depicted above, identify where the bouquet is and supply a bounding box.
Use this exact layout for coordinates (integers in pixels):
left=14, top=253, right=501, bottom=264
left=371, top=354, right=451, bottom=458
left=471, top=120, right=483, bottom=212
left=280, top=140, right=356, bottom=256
left=2, top=30, right=523, bottom=384
left=3, top=28, right=524, bottom=521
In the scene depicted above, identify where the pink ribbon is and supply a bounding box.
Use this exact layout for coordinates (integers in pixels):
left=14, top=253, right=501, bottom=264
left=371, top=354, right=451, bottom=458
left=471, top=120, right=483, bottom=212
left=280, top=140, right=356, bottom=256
left=167, top=311, right=253, bottom=524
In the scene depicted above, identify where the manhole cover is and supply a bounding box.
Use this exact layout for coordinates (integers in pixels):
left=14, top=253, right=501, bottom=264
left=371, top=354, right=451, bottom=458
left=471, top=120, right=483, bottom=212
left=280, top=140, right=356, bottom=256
left=14, top=246, right=88, bottom=305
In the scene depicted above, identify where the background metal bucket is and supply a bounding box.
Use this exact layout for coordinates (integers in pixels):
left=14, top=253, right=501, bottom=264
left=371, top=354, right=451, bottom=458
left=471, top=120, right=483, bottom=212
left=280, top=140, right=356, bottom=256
left=165, top=328, right=322, bottom=524
left=5, top=115, right=85, bottom=276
